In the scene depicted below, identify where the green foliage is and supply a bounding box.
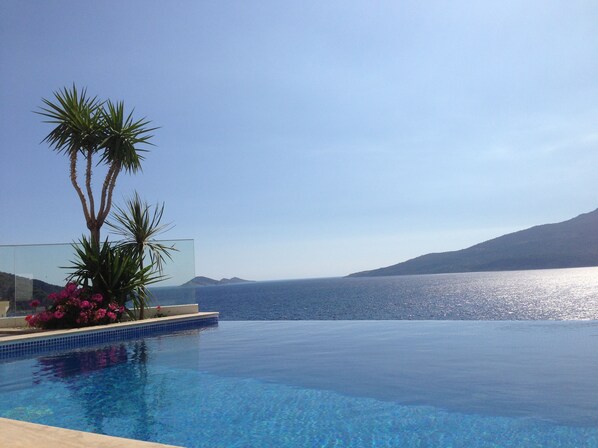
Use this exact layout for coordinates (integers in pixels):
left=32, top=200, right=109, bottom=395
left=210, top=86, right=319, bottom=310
left=38, top=85, right=103, bottom=155
left=107, top=192, right=176, bottom=274
left=98, top=100, right=155, bottom=173
left=107, top=192, right=177, bottom=318
left=38, top=85, right=156, bottom=170
left=66, top=236, right=163, bottom=313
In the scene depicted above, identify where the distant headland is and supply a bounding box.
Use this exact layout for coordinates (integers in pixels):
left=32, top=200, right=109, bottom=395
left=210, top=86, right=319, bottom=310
left=348, top=208, right=598, bottom=278
left=181, top=276, right=254, bottom=287
left=0, top=271, right=62, bottom=302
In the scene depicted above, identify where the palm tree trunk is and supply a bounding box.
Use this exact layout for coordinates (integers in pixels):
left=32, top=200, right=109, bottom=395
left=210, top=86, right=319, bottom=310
left=85, top=149, right=96, bottom=218
left=138, top=254, right=145, bottom=320
left=70, top=152, right=91, bottom=224
left=90, top=227, right=101, bottom=247
left=98, top=162, right=121, bottom=225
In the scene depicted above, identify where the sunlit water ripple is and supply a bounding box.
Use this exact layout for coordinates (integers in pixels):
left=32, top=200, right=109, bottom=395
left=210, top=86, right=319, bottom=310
left=152, top=267, right=598, bottom=320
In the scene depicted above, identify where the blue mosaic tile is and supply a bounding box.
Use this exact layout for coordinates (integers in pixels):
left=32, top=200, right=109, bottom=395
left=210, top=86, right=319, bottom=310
left=0, top=316, right=218, bottom=360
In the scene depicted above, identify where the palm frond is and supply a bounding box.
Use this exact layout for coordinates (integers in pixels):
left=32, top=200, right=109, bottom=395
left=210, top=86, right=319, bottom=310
left=106, top=191, right=176, bottom=274
left=65, top=235, right=165, bottom=313
left=37, top=84, right=103, bottom=156
left=98, top=100, right=159, bottom=174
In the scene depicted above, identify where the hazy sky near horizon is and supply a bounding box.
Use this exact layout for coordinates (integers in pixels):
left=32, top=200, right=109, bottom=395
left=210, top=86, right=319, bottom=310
left=1, top=1, right=598, bottom=281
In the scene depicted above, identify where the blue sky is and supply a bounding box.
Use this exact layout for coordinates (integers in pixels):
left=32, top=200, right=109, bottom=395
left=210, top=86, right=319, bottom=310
left=1, top=1, right=598, bottom=281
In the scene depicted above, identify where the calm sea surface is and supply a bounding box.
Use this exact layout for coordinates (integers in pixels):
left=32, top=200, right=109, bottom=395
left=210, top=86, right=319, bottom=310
left=152, top=267, right=598, bottom=320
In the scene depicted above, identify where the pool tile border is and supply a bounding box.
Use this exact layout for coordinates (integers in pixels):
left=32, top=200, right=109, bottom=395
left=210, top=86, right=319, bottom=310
left=0, top=312, right=218, bottom=359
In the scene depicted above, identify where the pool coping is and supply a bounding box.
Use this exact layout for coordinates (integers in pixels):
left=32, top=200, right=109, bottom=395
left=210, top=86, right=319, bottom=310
left=0, top=417, right=183, bottom=447
left=0, top=312, right=218, bottom=344
left=0, top=312, right=219, bottom=359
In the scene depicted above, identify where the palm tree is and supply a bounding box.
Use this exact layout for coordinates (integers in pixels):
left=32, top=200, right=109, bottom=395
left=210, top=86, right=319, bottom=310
left=38, top=85, right=156, bottom=245
left=107, top=192, right=176, bottom=319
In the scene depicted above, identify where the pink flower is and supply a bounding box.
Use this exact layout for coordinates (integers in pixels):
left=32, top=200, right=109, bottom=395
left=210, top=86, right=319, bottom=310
left=80, top=300, right=91, bottom=309
left=91, top=294, right=103, bottom=303
left=48, top=293, right=58, bottom=301
left=30, top=300, right=40, bottom=308
left=106, top=311, right=117, bottom=321
left=95, top=308, right=107, bottom=320
left=108, top=303, right=117, bottom=311
left=39, top=311, right=53, bottom=322
left=54, top=311, right=65, bottom=319
left=25, top=315, right=37, bottom=327
left=65, top=283, right=77, bottom=294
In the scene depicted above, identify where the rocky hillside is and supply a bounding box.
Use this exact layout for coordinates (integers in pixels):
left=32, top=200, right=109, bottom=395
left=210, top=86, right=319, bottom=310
left=349, top=209, right=598, bottom=277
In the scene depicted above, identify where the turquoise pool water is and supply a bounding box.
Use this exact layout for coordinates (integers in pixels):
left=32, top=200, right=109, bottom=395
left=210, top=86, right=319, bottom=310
left=0, top=321, right=597, bottom=447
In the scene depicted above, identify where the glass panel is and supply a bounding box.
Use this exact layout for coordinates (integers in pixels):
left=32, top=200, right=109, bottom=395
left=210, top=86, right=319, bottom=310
left=146, top=239, right=196, bottom=307
left=0, top=245, right=15, bottom=315
left=0, top=240, right=196, bottom=316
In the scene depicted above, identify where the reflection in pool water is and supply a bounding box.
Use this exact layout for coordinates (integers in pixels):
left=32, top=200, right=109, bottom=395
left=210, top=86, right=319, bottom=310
left=0, top=321, right=597, bottom=447
left=34, top=341, right=165, bottom=440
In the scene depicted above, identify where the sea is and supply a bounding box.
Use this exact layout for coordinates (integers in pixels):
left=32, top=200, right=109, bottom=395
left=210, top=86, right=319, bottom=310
left=151, top=266, right=598, bottom=320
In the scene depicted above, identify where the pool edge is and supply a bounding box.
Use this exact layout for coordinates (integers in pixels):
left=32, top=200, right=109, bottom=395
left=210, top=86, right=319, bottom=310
left=0, top=312, right=219, bottom=358
left=0, top=417, right=184, bottom=448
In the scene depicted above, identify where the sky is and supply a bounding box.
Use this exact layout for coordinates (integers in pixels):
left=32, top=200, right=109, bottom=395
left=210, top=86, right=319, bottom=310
left=1, top=1, right=598, bottom=281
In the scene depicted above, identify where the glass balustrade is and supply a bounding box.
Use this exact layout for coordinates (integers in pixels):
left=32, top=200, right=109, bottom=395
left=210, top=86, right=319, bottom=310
left=0, top=240, right=196, bottom=316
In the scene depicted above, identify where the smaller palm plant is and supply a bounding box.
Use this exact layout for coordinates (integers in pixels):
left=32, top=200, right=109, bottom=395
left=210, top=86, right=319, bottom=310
left=106, top=192, right=177, bottom=319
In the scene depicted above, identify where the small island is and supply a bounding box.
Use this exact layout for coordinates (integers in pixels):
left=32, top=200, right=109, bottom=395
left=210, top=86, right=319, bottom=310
left=181, top=276, right=254, bottom=287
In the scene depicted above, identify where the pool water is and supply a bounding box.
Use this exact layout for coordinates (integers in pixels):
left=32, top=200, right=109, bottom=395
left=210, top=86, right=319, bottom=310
left=1, top=321, right=597, bottom=447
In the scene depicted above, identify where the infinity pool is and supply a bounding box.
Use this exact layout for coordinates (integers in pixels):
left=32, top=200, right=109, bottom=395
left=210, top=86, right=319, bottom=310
left=0, top=321, right=597, bottom=447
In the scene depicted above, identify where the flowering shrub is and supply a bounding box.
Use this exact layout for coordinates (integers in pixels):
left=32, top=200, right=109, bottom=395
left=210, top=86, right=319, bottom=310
left=26, top=283, right=124, bottom=330
left=154, top=305, right=167, bottom=318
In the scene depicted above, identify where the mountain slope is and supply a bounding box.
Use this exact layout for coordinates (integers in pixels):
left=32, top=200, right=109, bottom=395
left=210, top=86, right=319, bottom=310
left=348, top=209, right=598, bottom=277
left=0, top=271, right=63, bottom=312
